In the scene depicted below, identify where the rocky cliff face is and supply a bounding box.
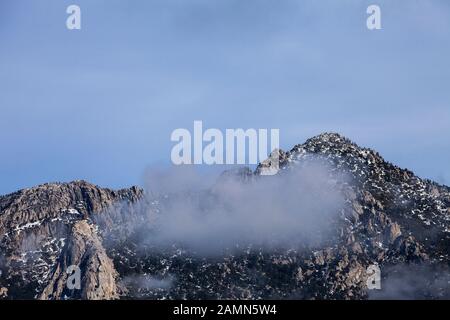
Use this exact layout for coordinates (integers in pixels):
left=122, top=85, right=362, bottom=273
left=0, top=133, right=449, bottom=299
left=0, top=181, right=143, bottom=299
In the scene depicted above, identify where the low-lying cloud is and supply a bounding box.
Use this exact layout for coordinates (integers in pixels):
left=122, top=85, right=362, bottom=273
left=134, top=162, right=346, bottom=255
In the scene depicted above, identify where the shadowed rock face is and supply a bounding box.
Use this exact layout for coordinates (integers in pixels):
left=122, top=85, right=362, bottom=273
left=39, top=220, right=119, bottom=300
left=0, top=133, right=449, bottom=300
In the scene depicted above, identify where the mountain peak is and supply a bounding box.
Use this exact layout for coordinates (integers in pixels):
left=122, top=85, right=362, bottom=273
left=307, top=132, right=351, bottom=143
left=293, top=132, right=367, bottom=154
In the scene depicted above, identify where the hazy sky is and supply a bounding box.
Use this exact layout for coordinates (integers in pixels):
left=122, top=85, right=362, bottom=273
left=1, top=0, right=450, bottom=195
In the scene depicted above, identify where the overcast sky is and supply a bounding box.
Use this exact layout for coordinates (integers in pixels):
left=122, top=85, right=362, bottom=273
left=1, top=0, right=449, bottom=194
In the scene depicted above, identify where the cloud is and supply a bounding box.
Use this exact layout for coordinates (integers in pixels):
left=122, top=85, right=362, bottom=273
left=369, top=263, right=450, bottom=299
left=115, top=162, right=347, bottom=256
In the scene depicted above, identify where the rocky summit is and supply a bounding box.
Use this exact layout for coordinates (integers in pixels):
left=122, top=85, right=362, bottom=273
left=0, top=133, right=449, bottom=300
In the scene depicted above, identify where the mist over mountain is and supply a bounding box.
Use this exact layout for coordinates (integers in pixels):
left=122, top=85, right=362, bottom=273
left=0, top=133, right=449, bottom=300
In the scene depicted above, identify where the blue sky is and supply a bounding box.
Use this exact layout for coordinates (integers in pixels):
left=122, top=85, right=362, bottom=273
left=1, top=0, right=450, bottom=195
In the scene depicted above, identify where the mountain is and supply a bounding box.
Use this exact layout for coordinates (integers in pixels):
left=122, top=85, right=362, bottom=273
left=0, top=133, right=449, bottom=299
left=0, top=181, right=142, bottom=299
